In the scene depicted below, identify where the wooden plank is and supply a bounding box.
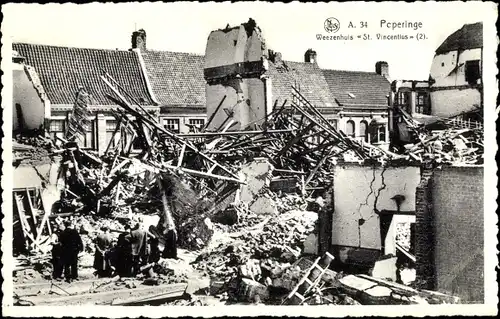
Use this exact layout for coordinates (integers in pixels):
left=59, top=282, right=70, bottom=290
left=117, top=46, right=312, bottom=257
left=177, top=144, right=186, bottom=168
left=305, top=148, right=334, bottom=186
left=20, top=282, right=188, bottom=306
left=102, top=82, right=238, bottom=180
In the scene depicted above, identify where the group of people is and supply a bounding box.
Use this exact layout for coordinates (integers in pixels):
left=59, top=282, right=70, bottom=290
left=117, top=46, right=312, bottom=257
left=50, top=220, right=84, bottom=282
left=50, top=219, right=178, bottom=282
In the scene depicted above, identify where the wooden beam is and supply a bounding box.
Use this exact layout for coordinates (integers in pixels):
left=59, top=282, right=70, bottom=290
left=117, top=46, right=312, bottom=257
left=102, top=81, right=238, bottom=180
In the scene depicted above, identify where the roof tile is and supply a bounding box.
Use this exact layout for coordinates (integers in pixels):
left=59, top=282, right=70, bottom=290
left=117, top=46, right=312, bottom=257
left=435, top=22, right=483, bottom=54
left=268, top=61, right=339, bottom=108
left=13, top=43, right=155, bottom=106
left=322, top=69, right=390, bottom=108
left=141, top=50, right=206, bottom=107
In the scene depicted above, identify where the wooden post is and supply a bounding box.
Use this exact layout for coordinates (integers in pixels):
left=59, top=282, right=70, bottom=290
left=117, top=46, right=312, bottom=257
left=157, top=177, right=176, bottom=234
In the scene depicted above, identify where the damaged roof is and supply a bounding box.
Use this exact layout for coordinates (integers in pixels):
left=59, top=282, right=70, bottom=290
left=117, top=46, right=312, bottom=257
left=140, top=50, right=206, bottom=107
left=13, top=43, right=156, bottom=106
left=268, top=61, right=340, bottom=109
left=435, top=22, right=483, bottom=54
left=322, top=69, right=390, bottom=108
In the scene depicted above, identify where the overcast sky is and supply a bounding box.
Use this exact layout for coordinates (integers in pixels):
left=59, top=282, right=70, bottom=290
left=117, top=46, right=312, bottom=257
left=2, top=2, right=496, bottom=80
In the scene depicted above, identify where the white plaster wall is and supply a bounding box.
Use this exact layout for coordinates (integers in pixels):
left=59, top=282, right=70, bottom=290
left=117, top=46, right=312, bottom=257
left=246, top=78, right=266, bottom=127
left=430, top=48, right=482, bottom=87
left=332, top=165, right=420, bottom=250
left=205, top=28, right=245, bottom=68
left=13, top=65, right=45, bottom=131
left=13, top=161, right=61, bottom=189
left=205, top=25, right=264, bottom=69
left=205, top=83, right=240, bottom=131
left=430, top=88, right=481, bottom=117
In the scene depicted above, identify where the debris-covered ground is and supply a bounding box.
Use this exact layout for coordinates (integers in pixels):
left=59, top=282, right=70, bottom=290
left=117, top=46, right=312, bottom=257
left=11, top=82, right=476, bottom=306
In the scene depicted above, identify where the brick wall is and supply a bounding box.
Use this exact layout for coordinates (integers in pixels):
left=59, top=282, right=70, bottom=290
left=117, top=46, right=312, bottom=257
left=432, top=166, right=484, bottom=303
left=415, top=169, right=435, bottom=290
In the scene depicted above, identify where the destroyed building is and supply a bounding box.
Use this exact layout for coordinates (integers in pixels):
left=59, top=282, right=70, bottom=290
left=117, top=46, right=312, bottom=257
left=391, top=22, right=483, bottom=123
left=9, top=18, right=485, bottom=306
left=14, top=23, right=392, bottom=152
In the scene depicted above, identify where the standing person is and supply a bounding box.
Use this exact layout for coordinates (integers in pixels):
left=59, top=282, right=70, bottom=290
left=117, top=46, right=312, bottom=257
left=126, top=221, right=147, bottom=276
left=59, top=220, right=84, bottom=282
left=162, top=226, right=178, bottom=259
left=93, top=226, right=113, bottom=277
left=50, top=223, right=64, bottom=280
left=148, top=236, right=161, bottom=264
left=114, top=230, right=132, bottom=277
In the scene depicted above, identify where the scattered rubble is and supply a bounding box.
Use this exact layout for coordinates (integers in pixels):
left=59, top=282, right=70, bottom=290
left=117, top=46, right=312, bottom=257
left=12, top=77, right=473, bottom=306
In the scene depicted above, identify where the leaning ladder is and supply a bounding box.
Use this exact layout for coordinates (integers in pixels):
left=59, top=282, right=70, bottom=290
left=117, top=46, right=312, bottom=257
left=284, top=252, right=335, bottom=305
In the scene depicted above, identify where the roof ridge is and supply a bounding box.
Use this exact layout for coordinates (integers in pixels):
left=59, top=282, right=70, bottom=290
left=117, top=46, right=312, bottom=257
left=322, top=68, right=379, bottom=75
left=143, top=49, right=204, bottom=57
left=13, top=42, right=133, bottom=53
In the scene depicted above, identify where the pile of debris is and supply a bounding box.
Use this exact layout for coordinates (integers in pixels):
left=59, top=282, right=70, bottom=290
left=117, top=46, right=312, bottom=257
left=402, top=128, right=484, bottom=165
left=394, top=105, right=484, bottom=165
left=11, top=75, right=473, bottom=306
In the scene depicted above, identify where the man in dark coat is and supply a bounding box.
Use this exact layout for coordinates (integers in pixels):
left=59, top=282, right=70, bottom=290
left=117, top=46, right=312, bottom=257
left=93, top=226, right=113, bottom=277
left=50, top=223, right=64, bottom=280
left=126, top=222, right=148, bottom=276
left=113, top=231, right=132, bottom=277
left=59, top=220, right=84, bottom=282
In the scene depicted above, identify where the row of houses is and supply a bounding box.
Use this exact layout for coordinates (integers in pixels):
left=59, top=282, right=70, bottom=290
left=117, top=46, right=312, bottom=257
left=12, top=27, right=391, bottom=154
left=12, top=21, right=483, bottom=155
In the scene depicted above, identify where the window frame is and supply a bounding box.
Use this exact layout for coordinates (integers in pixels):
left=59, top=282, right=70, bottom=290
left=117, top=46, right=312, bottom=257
left=465, top=60, right=481, bottom=85
left=346, top=120, right=356, bottom=138
left=162, top=118, right=181, bottom=134
left=359, top=120, right=369, bottom=142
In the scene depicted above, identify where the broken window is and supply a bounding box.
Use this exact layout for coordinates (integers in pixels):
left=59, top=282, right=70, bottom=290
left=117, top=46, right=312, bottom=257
left=396, top=91, right=411, bottom=113
left=371, top=125, right=386, bottom=143
left=415, top=92, right=430, bottom=115
left=465, top=60, right=481, bottom=85
left=106, top=119, right=120, bottom=148
left=346, top=120, right=355, bottom=137
left=49, top=119, right=65, bottom=141
left=360, top=121, right=368, bottom=142
left=76, top=120, right=95, bottom=149
left=189, top=118, right=205, bottom=130
left=163, top=118, right=180, bottom=134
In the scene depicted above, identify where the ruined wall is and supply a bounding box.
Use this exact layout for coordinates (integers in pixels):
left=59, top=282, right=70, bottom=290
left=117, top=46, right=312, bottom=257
left=432, top=166, right=484, bottom=303
left=205, top=79, right=266, bottom=131
left=13, top=161, right=61, bottom=190
left=429, top=48, right=481, bottom=87
left=429, top=48, right=482, bottom=117
left=13, top=64, right=45, bottom=131
left=331, top=165, right=420, bottom=264
left=430, top=88, right=481, bottom=117
left=204, top=21, right=269, bottom=131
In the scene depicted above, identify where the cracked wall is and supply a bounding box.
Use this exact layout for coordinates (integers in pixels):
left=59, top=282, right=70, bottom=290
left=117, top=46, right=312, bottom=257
left=331, top=164, right=421, bottom=264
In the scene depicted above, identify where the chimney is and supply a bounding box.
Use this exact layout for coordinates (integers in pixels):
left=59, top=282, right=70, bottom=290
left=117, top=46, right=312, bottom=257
left=376, top=61, right=389, bottom=79
left=131, top=29, right=147, bottom=51
left=304, top=49, right=317, bottom=64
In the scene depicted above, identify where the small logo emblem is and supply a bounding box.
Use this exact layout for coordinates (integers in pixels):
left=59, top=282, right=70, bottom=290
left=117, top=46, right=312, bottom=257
left=324, top=17, right=340, bottom=33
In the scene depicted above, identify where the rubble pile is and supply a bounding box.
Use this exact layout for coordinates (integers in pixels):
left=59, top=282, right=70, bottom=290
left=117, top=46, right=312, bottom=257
left=395, top=105, right=484, bottom=165
left=402, top=128, right=484, bottom=165
left=11, top=79, right=472, bottom=306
